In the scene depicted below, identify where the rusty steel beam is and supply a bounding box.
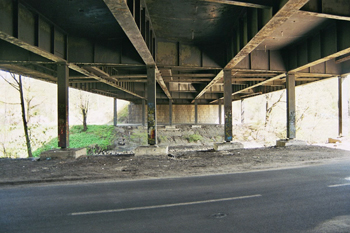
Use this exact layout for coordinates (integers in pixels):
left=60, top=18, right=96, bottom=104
left=298, top=10, right=350, bottom=21
left=232, top=78, right=266, bottom=81
left=165, top=78, right=212, bottom=82
left=211, top=73, right=286, bottom=103
left=287, top=20, right=350, bottom=73
left=163, top=73, right=217, bottom=78
left=295, top=73, right=336, bottom=78
left=200, top=0, right=272, bottom=9
left=0, top=31, right=66, bottom=64
left=114, top=79, right=147, bottom=82
left=0, top=64, right=56, bottom=82
left=232, top=73, right=276, bottom=77
left=0, top=26, right=145, bottom=99
left=300, top=0, right=350, bottom=21
left=335, top=53, right=350, bottom=64
left=91, top=89, right=119, bottom=98
left=232, top=68, right=283, bottom=73
left=103, top=0, right=153, bottom=64
left=69, top=64, right=145, bottom=99
left=232, top=73, right=286, bottom=96
left=103, top=0, right=172, bottom=100
left=192, top=0, right=308, bottom=103
left=69, top=80, right=98, bottom=84
left=110, top=74, right=147, bottom=79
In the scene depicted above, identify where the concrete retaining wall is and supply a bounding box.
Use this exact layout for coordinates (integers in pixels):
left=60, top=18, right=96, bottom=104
left=128, top=103, right=223, bottom=124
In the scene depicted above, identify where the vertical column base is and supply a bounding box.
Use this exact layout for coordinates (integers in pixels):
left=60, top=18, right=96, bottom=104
left=276, top=139, right=307, bottom=147
left=214, top=142, right=244, bottom=151
left=134, top=145, right=169, bottom=156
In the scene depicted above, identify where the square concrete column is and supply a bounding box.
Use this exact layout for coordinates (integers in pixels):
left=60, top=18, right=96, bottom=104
left=241, top=99, right=245, bottom=124
left=218, top=99, right=222, bottom=125
left=113, top=98, right=117, bottom=126
left=142, top=99, right=146, bottom=126
left=169, top=100, right=173, bottom=126
left=147, top=65, right=157, bottom=145
left=286, top=73, right=296, bottom=139
left=224, top=69, right=233, bottom=142
left=57, top=62, right=69, bottom=148
left=339, top=76, right=349, bottom=137
left=194, top=100, right=198, bottom=125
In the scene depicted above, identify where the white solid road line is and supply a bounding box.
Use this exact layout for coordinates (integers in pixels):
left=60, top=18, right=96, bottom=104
left=328, top=183, right=350, bottom=188
left=70, top=194, right=262, bottom=216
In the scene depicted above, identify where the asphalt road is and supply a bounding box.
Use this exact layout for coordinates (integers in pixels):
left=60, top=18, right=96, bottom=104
left=1, top=160, right=350, bottom=233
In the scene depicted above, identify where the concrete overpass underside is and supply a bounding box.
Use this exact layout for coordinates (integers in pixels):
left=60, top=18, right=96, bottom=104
left=1, top=0, right=350, bottom=149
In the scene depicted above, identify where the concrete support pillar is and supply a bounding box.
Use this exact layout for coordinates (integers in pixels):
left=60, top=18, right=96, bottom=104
left=57, top=63, right=69, bottom=148
left=339, top=76, right=349, bottom=137
left=286, top=73, right=296, bottom=139
left=113, top=98, right=117, bottom=126
left=219, top=99, right=222, bottom=125
left=169, top=100, right=173, bottom=126
left=224, top=69, right=233, bottom=142
left=194, top=100, right=198, bottom=125
left=142, top=99, right=146, bottom=126
left=147, top=65, right=157, bottom=145
left=241, top=99, right=245, bottom=124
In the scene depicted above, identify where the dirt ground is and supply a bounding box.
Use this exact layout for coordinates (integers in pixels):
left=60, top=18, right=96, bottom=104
left=1, top=145, right=350, bottom=186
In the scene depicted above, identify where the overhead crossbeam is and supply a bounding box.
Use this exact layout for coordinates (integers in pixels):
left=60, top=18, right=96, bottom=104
left=286, top=21, right=350, bottom=73
left=69, top=64, right=145, bottom=99
left=210, top=73, right=286, bottom=103
left=200, top=0, right=272, bottom=9
left=192, top=0, right=308, bottom=103
left=299, top=0, right=350, bottom=21
left=103, top=0, right=172, bottom=100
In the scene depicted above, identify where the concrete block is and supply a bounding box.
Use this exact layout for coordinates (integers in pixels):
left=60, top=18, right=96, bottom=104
left=328, top=138, right=342, bottom=143
left=40, top=148, right=87, bottom=159
left=214, top=142, right=244, bottom=151
left=192, top=125, right=202, bottom=128
left=276, top=139, right=308, bottom=147
left=164, top=126, right=179, bottom=131
left=134, top=145, right=169, bottom=156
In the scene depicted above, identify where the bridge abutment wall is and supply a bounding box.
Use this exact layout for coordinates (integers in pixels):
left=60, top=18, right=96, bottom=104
left=128, top=104, right=223, bottom=125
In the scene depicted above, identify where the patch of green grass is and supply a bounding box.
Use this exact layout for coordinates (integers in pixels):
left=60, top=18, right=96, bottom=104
left=158, top=135, right=168, bottom=143
left=33, top=125, right=115, bottom=157
left=130, top=131, right=148, bottom=145
left=186, top=133, right=202, bottom=143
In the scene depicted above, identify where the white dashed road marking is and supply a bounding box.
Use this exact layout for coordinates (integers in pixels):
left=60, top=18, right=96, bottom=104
left=70, top=194, right=262, bottom=216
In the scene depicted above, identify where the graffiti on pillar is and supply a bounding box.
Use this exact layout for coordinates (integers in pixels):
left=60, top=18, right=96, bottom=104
left=288, top=111, right=296, bottom=138
left=57, top=103, right=69, bottom=148
left=224, top=111, right=232, bottom=142
left=147, top=103, right=156, bottom=145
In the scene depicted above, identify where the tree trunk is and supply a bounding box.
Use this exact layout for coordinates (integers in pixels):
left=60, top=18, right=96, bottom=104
left=82, top=109, right=87, bottom=131
left=19, top=76, right=33, bottom=157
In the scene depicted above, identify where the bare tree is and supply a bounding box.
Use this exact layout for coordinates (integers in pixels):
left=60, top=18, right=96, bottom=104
left=79, top=91, right=89, bottom=131
left=265, top=90, right=285, bottom=127
left=1, top=73, right=32, bottom=157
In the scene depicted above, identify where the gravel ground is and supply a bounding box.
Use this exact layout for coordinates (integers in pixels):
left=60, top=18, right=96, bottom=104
left=1, top=145, right=349, bottom=186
